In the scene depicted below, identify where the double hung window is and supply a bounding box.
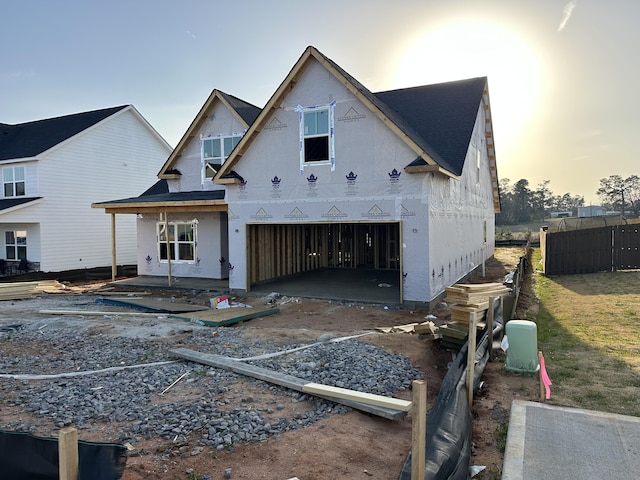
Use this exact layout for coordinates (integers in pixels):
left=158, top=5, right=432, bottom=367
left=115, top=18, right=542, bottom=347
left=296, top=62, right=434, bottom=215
left=202, top=135, right=241, bottom=178
left=5, top=230, right=27, bottom=260
left=157, top=221, right=197, bottom=262
left=303, top=109, right=329, bottom=163
left=3, top=166, right=25, bottom=197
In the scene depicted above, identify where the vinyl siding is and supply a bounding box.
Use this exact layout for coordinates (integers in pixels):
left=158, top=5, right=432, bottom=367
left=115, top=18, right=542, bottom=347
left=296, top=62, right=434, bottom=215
left=2, top=108, right=170, bottom=272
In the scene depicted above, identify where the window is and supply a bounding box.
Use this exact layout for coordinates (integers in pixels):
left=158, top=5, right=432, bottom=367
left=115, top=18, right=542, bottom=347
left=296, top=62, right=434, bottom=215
left=157, top=221, right=197, bottom=262
left=5, top=230, right=27, bottom=260
left=3, top=166, right=25, bottom=197
left=202, top=135, right=241, bottom=178
left=303, top=109, right=329, bottom=163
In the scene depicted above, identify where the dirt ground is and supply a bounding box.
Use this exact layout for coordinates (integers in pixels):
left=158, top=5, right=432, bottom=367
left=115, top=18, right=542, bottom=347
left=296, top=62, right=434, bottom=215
left=0, top=248, right=539, bottom=480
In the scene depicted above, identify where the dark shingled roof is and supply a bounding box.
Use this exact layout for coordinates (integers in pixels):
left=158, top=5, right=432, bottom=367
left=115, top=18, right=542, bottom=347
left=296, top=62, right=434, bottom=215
left=305, top=49, right=486, bottom=176
left=0, top=106, right=128, bottom=160
left=218, top=91, right=261, bottom=126
left=0, top=197, right=41, bottom=211
left=140, top=179, right=169, bottom=197
left=95, top=189, right=225, bottom=206
left=374, top=78, right=486, bottom=176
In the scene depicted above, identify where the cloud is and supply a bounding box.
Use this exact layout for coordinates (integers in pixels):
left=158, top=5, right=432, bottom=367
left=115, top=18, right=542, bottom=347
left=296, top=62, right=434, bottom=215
left=186, top=30, right=196, bottom=39
left=558, top=0, right=577, bottom=32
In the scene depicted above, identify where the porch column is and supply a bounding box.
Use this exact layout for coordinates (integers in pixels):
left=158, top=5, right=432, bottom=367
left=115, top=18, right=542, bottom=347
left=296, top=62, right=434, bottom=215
left=164, top=211, right=172, bottom=286
left=111, top=213, right=116, bottom=281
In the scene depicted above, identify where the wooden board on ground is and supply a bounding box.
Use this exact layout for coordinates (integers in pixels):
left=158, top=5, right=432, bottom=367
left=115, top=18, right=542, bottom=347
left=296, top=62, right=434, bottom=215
left=170, top=307, right=280, bottom=327
left=0, top=280, right=65, bottom=301
left=170, top=348, right=407, bottom=420
left=96, top=297, right=209, bottom=313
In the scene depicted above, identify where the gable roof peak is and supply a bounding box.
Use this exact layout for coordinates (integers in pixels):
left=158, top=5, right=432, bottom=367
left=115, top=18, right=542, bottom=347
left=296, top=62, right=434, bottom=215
left=157, top=88, right=261, bottom=178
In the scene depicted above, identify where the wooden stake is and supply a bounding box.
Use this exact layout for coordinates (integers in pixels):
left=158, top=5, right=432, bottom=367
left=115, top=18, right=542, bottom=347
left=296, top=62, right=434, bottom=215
left=411, top=379, right=427, bottom=480
left=466, top=318, right=477, bottom=410
left=539, top=351, right=545, bottom=402
left=487, top=296, right=496, bottom=361
left=59, top=427, right=78, bottom=480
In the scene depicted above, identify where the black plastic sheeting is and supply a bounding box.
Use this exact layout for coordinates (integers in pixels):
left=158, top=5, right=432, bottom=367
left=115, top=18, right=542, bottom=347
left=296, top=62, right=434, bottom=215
left=0, top=430, right=127, bottom=480
left=398, top=298, right=503, bottom=480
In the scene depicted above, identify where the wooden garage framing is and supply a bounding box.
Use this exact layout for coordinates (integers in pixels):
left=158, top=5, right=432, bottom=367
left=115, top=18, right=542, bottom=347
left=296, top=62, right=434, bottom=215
left=247, top=221, right=403, bottom=299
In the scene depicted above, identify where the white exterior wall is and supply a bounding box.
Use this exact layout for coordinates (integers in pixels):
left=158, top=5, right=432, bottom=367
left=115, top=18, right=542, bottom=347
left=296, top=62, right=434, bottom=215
left=1, top=108, right=171, bottom=272
left=136, top=212, right=227, bottom=279
left=426, top=103, right=496, bottom=300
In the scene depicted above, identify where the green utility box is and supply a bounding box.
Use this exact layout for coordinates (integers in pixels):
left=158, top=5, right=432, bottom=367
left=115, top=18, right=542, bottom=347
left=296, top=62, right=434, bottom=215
left=505, top=320, right=539, bottom=373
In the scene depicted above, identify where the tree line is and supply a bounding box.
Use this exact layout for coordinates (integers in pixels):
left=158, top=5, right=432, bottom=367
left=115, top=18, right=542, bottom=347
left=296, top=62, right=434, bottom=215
left=496, top=175, right=640, bottom=225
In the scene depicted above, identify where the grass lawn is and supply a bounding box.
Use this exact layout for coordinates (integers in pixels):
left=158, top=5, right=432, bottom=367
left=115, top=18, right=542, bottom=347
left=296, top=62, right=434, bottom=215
left=531, top=249, right=640, bottom=416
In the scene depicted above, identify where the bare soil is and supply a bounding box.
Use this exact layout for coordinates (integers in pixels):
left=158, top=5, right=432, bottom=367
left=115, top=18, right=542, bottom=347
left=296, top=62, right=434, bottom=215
left=0, top=248, right=539, bottom=480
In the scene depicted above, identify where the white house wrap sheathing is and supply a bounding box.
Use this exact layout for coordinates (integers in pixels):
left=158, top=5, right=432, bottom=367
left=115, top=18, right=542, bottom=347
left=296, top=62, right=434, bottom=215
left=223, top=61, right=495, bottom=304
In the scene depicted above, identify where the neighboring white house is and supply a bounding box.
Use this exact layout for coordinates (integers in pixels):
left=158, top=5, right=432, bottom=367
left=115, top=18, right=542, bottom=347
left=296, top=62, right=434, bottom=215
left=0, top=105, right=172, bottom=274
left=94, top=46, right=500, bottom=307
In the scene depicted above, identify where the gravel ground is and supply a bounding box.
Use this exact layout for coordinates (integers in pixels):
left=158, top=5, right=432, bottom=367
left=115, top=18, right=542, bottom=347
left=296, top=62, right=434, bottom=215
left=0, top=296, right=423, bottom=452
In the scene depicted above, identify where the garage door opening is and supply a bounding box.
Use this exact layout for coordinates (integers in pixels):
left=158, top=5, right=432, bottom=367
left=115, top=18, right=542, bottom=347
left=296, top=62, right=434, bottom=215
left=247, top=222, right=402, bottom=303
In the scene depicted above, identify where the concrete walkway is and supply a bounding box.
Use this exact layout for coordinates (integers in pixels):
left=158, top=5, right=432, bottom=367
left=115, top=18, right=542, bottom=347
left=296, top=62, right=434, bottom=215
left=503, top=400, right=640, bottom=479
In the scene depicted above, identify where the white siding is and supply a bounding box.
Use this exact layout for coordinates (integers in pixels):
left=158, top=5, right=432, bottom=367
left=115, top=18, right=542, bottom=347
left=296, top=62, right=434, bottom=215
left=2, top=107, right=171, bottom=272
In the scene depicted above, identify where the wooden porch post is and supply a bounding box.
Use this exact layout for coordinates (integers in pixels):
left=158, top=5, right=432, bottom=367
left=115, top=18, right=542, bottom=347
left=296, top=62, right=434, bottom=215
left=111, top=213, right=116, bottom=281
left=164, top=211, right=172, bottom=286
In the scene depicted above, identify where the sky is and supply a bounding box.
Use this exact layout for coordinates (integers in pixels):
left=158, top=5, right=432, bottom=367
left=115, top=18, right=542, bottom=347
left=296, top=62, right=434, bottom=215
left=2, top=0, right=639, bottom=204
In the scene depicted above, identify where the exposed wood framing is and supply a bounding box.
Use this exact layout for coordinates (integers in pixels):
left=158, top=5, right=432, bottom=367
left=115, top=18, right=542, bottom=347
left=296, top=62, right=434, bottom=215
left=92, top=202, right=227, bottom=215
left=247, top=222, right=401, bottom=286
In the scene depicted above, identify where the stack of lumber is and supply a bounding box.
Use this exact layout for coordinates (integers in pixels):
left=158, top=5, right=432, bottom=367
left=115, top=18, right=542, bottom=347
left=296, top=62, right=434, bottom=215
left=440, top=282, right=510, bottom=349
left=0, top=280, right=117, bottom=300
left=0, top=280, right=62, bottom=300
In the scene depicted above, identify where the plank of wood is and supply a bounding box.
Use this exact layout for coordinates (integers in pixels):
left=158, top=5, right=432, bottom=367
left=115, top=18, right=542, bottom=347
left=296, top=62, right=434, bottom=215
left=39, top=309, right=164, bottom=317
left=96, top=297, right=209, bottom=313
left=169, top=307, right=279, bottom=327
left=170, top=348, right=407, bottom=420
left=453, top=282, right=505, bottom=291
left=302, top=383, right=412, bottom=411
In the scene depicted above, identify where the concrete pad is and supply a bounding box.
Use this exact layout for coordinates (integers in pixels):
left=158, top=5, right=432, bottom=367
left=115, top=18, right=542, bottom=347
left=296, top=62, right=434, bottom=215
left=503, top=400, right=640, bottom=480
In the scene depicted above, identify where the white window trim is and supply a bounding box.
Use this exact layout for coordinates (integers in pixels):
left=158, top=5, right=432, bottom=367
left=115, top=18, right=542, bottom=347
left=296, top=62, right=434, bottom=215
left=5, top=229, right=27, bottom=260
left=156, top=220, right=198, bottom=264
left=2, top=165, right=26, bottom=198
left=297, top=102, right=336, bottom=173
left=200, top=133, right=244, bottom=185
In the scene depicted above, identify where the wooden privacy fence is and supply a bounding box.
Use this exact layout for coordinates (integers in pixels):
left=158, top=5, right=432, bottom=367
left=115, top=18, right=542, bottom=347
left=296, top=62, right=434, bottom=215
left=540, top=224, right=640, bottom=275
